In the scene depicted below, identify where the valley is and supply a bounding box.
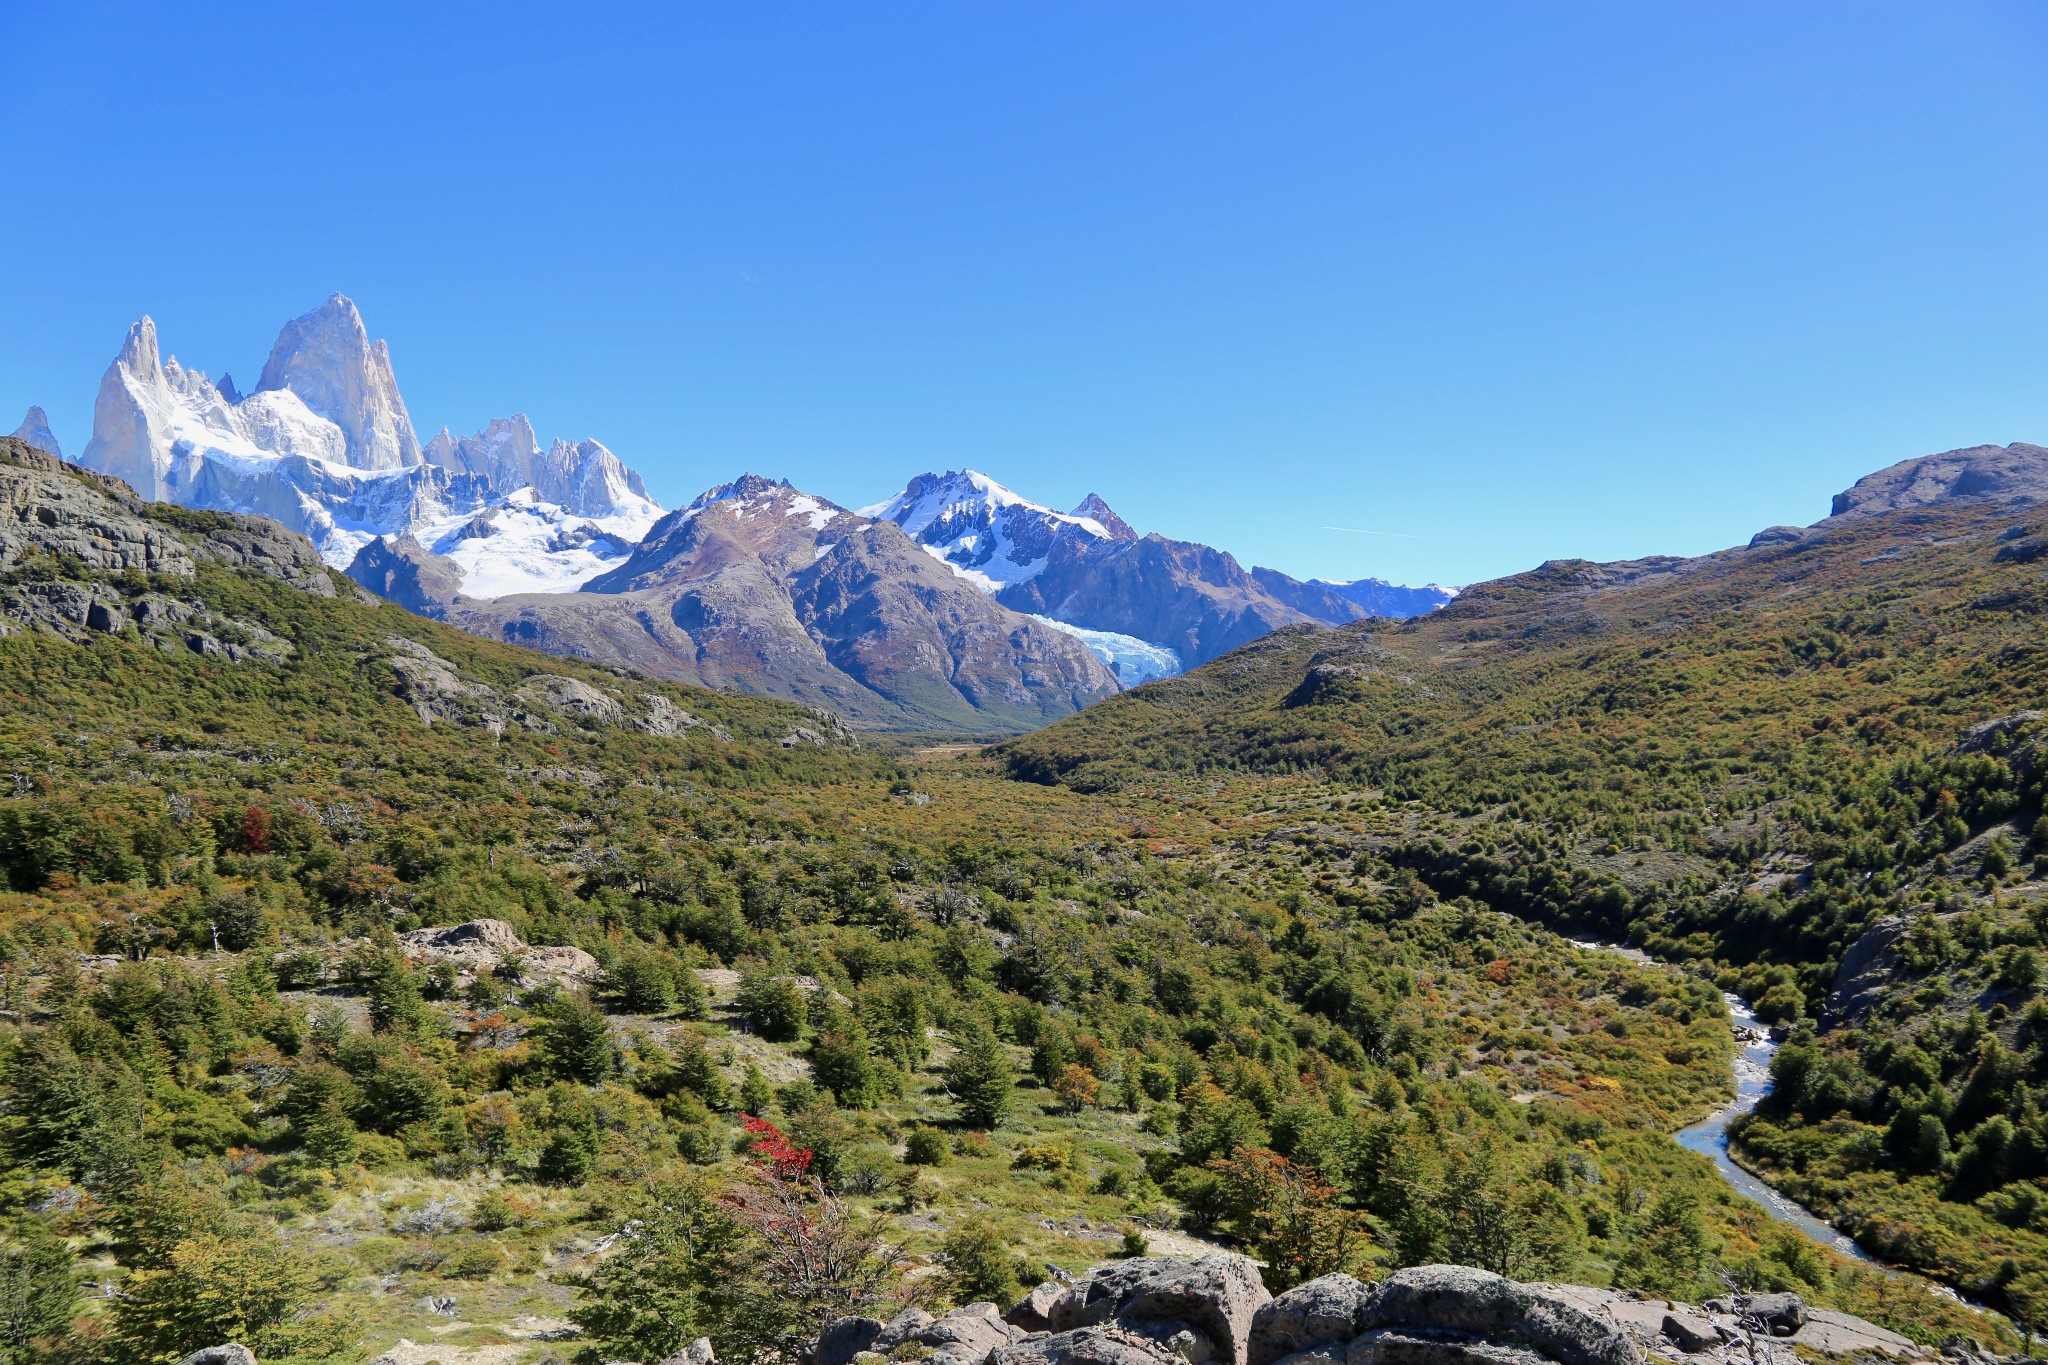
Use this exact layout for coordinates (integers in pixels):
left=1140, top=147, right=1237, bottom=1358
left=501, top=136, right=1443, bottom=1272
left=2, top=432, right=2045, bottom=1362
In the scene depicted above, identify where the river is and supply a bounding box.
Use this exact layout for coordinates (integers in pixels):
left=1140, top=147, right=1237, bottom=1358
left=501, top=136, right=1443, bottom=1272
left=1569, top=940, right=1873, bottom=1263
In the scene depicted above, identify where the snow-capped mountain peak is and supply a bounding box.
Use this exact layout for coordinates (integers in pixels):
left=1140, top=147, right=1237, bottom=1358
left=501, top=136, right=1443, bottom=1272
left=1070, top=492, right=1136, bottom=542
left=861, top=467, right=1114, bottom=593
left=73, top=296, right=662, bottom=588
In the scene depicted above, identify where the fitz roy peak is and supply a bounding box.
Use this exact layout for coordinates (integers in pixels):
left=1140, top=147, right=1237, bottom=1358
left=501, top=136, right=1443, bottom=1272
left=76, top=295, right=661, bottom=585
left=256, top=293, right=421, bottom=469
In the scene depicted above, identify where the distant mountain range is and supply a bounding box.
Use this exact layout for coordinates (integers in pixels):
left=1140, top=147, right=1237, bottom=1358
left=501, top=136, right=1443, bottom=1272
left=21, top=295, right=1453, bottom=732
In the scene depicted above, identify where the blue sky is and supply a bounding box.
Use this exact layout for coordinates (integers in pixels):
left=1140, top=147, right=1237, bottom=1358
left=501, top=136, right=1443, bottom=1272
left=4, top=3, right=2046, bottom=588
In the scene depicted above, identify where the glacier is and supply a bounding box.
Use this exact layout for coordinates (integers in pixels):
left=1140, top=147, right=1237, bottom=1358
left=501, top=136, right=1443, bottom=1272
left=1029, top=615, right=1181, bottom=687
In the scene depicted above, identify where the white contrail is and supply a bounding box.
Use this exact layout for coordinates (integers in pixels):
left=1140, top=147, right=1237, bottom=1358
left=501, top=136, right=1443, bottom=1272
left=1322, top=525, right=1423, bottom=540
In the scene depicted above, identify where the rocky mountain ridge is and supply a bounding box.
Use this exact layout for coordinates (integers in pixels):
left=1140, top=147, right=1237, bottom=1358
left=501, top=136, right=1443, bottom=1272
left=864, top=468, right=1454, bottom=671
left=419, top=473, right=1120, bottom=732
left=23, top=294, right=1448, bottom=733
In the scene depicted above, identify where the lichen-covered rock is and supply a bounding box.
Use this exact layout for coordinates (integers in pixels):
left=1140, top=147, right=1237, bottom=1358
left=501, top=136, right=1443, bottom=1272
left=1007, top=1258, right=1926, bottom=1365
left=198, top=519, right=335, bottom=595
left=992, top=1325, right=1187, bottom=1365
left=925, top=1304, right=1028, bottom=1365
left=1790, top=1309, right=1917, bottom=1358
left=1072, top=1254, right=1271, bottom=1365
left=640, top=693, right=730, bottom=740
left=1249, top=1275, right=1374, bottom=1365
left=0, top=438, right=196, bottom=577
left=384, top=637, right=510, bottom=730
left=1358, top=1267, right=1637, bottom=1365
left=875, top=1307, right=940, bottom=1352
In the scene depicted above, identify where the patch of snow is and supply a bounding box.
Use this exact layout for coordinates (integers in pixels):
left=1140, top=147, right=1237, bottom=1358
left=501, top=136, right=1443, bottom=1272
left=416, top=492, right=660, bottom=599
left=1029, top=616, right=1181, bottom=687
left=785, top=494, right=837, bottom=531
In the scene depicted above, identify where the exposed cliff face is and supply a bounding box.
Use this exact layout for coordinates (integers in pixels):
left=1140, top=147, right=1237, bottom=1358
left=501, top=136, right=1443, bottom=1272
left=0, top=436, right=334, bottom=652
left=439, top=476, right=1119, bottom=733
left=255, top=293, right=421, bottom=470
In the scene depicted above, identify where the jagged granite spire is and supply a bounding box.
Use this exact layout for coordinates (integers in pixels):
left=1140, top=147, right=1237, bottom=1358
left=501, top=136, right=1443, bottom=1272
left=256, top=293, right=421, bottom=469
left=9, top=405, right=61, bottom=460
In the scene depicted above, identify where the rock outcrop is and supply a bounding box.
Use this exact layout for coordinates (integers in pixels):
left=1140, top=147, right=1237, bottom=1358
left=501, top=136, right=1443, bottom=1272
left=1829, top=443, right=2048, bottom=520
left=819, top=1259, right=1938, bottom=1365
left=0, top=436, right=327, bottom=655
left=820, top=1304, right=1035, bottom=1365
left=397, top=918, right=600, bottom=988
left=372, top=634, right=736, bottom=742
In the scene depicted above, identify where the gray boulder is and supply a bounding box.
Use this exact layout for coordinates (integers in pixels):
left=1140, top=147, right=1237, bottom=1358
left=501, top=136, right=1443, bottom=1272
left=1249, top=1274, right=1375, bottom=1365
left=926, top=1304, right=1027, bottom=1365
left=1359, top=1267, right=1637, bottom=1365
left=1658, top=1312, right=1722, bottom=1355
left=174, top=1350, right=259, bottom=1365
left=1790, top=1308, right=1918, bottom=1358
left=1073, top=1255, right=1271, bottom=1365
left=1010, top=1280, right=1088, bottom=1334
left=817, top=1316, right=885, bottom=1365
left=656, top=1340, right=716, bottom=1365
left=875, top=1306, right=939, bottom=1352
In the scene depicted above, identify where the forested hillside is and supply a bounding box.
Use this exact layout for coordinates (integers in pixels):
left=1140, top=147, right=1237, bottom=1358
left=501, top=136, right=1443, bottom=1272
left=995, top=489, right=2048, bottom=1311
left=0, top=437, right=2007, bottom=1361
